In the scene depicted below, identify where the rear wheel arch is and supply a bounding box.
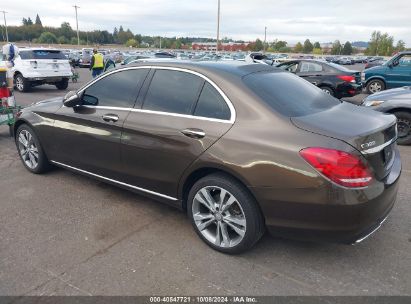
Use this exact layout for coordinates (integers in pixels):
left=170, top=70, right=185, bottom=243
left=366, top=77, right=386, bottom=90
left=386, top=107, right=411, bottom=115
left=180, top=167, right=263, bottom=218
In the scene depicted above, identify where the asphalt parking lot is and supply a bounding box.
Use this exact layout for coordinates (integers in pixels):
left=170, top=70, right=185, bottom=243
left=0, top=65, right=410, bottom=296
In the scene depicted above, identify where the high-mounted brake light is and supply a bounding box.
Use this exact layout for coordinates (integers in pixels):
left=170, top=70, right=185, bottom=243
left=300, top=147, right=372, bottom=188
left=337, top=75, right=355, bottom=83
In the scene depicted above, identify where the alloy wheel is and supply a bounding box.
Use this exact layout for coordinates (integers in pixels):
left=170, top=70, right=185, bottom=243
left=192, top=186, right=246, bottom=248
left=369, top=81, right=382, bottom=93
left=15, top=76, right=24, bottom=91
left=17, top=130, right=39, bottom=169
left=397, top=118, right=411, bottom=139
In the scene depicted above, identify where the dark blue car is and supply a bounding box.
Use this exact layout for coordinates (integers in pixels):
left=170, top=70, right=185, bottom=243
left=362, top=51, right=411, bottom=94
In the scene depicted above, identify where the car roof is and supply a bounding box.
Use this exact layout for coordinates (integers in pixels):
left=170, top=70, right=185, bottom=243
left=19, top=48, right=62, bottom=52
left=126, top=61, right=279, bottom=78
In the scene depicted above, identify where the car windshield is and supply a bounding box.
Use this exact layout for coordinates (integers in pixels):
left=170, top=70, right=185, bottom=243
left=20, top=50, right=66, bottom=60
left=243, top=71, right=340, bottom=117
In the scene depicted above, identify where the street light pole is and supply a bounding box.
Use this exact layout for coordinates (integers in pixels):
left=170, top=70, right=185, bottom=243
left=1, top=10, right=8, bottom=42
left=264, top=26, right=267, bottom=53
left=216, top=0, right=220, bottom=52
left=73, top=5, right=80, bottom=46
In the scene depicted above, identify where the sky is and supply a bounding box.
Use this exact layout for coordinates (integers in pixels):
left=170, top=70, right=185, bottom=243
left=3, top=0, right=411, bottom=46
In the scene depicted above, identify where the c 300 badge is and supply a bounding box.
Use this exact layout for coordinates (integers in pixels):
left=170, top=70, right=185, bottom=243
left=361, top=141, right=376, bottom=149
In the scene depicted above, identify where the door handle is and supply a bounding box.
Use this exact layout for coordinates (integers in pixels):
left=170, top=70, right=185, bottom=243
left=181, top=128, right=206, bottom=139
left=102, top=114, right=119, bottom=122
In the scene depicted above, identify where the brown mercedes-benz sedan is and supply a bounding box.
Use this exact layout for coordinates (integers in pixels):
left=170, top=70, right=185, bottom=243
left=14, top=62, right=401, bottom=253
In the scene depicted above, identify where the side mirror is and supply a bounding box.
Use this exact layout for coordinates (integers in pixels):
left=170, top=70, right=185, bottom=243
left=63, top=90, right=81, bottom=107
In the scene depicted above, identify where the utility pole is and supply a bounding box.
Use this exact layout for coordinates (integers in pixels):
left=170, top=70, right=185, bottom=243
left=1, top=10, right=8, bottom=42
left=216, top=0, right=220, bottom=52
left=263, top=26, right=267, bottom=53
left=159, top=36, right=162, bottom=49
left=73, top=5, right=80, bottom=46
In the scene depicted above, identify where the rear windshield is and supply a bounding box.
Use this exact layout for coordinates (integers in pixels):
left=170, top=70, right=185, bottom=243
left=20, top=50, right=66, bottom=60
left=243, top=71, right=340, bottom=117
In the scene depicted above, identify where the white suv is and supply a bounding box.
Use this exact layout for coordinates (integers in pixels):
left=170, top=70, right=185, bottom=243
left=10, top=48, right=72, bottom=92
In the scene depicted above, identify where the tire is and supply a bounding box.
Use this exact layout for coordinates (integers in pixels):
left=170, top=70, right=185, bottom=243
left=15, top=124, right=52, bottom=174
left=320, top=86, right=335, bottom=96
left=55, top=78, right=69, bottom=90
left=14, top=74, right=30, bottom=92
left=366, top=79, right=385, bottom=94
left=187, top=173, right=265, bottom=254
left=394, top=111, right=411, bottom=145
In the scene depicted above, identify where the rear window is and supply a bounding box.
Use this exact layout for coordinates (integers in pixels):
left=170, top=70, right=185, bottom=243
left=243, top=71, right=340, bottom=117
left=20, top=50, right=66, bottom=60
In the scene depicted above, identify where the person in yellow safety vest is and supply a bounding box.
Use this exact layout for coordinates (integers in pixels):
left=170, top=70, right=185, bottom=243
left=90, top=49, right=104, bottom=78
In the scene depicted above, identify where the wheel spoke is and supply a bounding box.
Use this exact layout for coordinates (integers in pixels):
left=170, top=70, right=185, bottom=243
left=220, top=222, right=230, bottom=247
left=197, top=218, right=215, bottom=231
left=221, top=195, right=236, bottom=212
left=224, top=215, right=246, bottom=228
left=215, top=222, right=222, bottom=245
left=197, top=189, right=216, bottom=212
left=28, top=153, right=36, bottom=168
left=19, top=133, right=28, bottom=147
left=193, top=212, right=214, bottom=222
left=225, top=221, right=245, bottom=237
left=218, top=189, right=228, bottom=209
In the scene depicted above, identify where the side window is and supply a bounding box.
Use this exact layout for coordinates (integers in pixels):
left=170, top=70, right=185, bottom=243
left=279, top=63, right=298, bottom=73
left=142, top=70, right=203, bottom=115
left=398, top=55, right=411, bottom=66
left=300, top=62, right=323, bottom=73
left=82, top=69, right=148, bottom=107
left=194, top=83, right=231, bottom=120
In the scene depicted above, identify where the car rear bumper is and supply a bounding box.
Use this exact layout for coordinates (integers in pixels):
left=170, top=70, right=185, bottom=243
left=251, top=149, right=401, bottom=244
left=337, top=83, right=362, bottom=97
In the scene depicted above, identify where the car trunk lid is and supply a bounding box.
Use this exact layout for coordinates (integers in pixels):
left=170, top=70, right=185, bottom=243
left=291, top=102, right=397, bottom=180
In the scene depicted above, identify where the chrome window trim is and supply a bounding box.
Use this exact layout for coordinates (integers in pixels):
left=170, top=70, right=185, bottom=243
left=361, top=127, right=398, bottom=155
left=81, top=105, right=233, bottom=124
left=50, top=160, right=178, bottom=201
left=77, top=65, right=236, bottom=124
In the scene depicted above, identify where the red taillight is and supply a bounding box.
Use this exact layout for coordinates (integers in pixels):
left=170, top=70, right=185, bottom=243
left=300, top=147, right=372, bottom=188
left=337, top=75, right=355, bottom=83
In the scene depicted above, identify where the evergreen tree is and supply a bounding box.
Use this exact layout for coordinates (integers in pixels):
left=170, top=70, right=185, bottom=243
left=303, top=39, right=313, bottom=53
left=35, top=14, right=42, bottom=26
left=342, top=41, right=353, bottom=55
left=27, top=17, right=33, bottom=25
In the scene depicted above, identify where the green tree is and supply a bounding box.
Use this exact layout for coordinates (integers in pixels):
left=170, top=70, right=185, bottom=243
left=22, top=18, right=28, bottom=26
left=396, top=40, right=406, bottom=52
left=331, top=40, right=342, bottom=55
left=27, top=17, right=33, bottom=25
left=38, top=31, right=58, bottom=43
left=59, top=22, right=74, bottom=40
left=342, top=41, right=353, bottom=55
left=294, top=42, right=303, bottom=53
left=313, top=42, right=321, bottom=49
left=303, top=39, right=313, bottom=53
left=35, top=14, right=42, bottom=26
left=70, top=37, right=78, bottom=44
left=57, top=36, right=68, bottom=44
left=366, top=31, right=394, bottom=56
left=125, top=38, right=139, bottom=47
left=253, top=38, right=264, bottom=51
left=313, top=48, right=322, bottom=55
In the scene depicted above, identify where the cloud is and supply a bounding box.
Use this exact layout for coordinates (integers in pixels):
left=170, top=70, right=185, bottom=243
left=3, top=0, right=411, bottom=45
